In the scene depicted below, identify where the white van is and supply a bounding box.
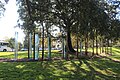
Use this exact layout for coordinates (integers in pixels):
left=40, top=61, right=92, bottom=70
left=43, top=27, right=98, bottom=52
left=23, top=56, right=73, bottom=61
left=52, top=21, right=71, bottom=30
left=0, top=41, right=13, bottom=52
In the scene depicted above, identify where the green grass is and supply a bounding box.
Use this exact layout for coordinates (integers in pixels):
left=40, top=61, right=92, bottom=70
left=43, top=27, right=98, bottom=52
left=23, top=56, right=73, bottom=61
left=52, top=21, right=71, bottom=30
left=0, top=50, right=62, bottom=59
left=109, top=47, right=120, bottom=60
left=0, top=48, right=120, bottom=80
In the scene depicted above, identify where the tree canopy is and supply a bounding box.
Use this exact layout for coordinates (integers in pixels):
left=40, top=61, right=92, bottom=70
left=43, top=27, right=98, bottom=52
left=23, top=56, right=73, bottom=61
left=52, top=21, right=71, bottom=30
left=0, top=0, right=9, bottom=18
left=17, top=0, right=120, bottom=54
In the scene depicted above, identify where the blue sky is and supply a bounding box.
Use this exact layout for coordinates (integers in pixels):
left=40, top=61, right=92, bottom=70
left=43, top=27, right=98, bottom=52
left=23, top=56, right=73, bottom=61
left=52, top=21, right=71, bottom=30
left=0, top=0, right=25, bottom=42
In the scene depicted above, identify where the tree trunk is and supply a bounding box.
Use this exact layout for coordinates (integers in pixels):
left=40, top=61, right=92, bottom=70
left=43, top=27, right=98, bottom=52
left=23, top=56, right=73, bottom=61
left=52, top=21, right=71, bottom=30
left=80, top=40, right=82, bottom=55
left=42, top=23, right=44, bottom=60
left=92, top=36, right=95, bottom=56
left=96, top=35, right=98, bottom=55
left=66, top=27, right=76, bottom=53
left=85, top=35, right=88, bottom=56
left=100, top=38, right=102, bottom=54
left=76, top=31, right=79, bottom=58
left=105, top=44, right=107, bottom=54
left=76, top=38, right=79, bottom=58
left=102, top=39, right=104, bottom=53
left=110, top=39, right=112, bottom=55
left=107, top=39, right=109, bottom=54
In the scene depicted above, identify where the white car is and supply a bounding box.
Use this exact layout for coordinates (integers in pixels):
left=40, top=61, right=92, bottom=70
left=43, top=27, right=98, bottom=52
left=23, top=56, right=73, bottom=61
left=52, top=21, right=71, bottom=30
left=0, top=41, right=13, bottom=52
left=0, top=46, right=13, bottom=52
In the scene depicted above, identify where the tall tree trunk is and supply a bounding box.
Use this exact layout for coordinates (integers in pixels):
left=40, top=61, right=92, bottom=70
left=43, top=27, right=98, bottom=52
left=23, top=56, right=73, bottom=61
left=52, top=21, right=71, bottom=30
left=110, top=39, right=112, bottom=55
left=91, top=29, right=95, bottom=56
left=100, top=38, right=102, bottom=54
left=85, top=34, right=88, bottom=56
left=92, top=35, right=95, bottom=56
left=105, top=40, right=107, bottom=54
left=80, top=39, right=82, bottom=56
left=96, top=35, right=98, bottom=55
left=92, top=39, right=95, bottom=56
left=102, top=39, right=104, bottom=53
left=85, top=38, right=87, bottom=55
left=76, top=35, right=79, bottom=58
left=107, top=39, right=109, bottom=54
left=66, top=27, right=76, bottom=53
left=42, top=23, right=44, bottom=60
left=76, top=28, right=79, bottom=58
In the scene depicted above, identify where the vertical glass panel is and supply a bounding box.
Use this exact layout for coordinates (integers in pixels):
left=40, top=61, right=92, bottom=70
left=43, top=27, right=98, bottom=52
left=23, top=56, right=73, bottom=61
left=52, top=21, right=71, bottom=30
left=35, top=33, right=39, bottom=60
left=29, top=33, right=32, bottom=59
left=48, top=34, right=51, bottom=60
left=15, top=32, right=18, bottom=60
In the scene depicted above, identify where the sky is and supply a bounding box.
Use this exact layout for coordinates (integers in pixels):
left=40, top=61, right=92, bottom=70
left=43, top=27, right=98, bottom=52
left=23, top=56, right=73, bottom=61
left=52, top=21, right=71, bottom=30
left=0, top=0, right=25, bottom=43
left=0, top=0, right=119, bottom=43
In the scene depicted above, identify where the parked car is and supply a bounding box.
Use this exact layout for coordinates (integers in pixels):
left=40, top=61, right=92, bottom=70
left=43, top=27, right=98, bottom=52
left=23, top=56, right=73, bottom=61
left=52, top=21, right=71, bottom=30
left=39, top=48, right=42, bottom=51
left=21, top=48, right=28, bottom=51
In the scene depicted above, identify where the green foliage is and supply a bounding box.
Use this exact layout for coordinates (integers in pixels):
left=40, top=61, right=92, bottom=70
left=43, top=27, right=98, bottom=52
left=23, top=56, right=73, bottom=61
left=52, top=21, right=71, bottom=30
left=17, top=0, right=120, bottom=53
left=0, top=0, right=9, bottom=18
left=6, top=38, right=15, bottom=49
left=17, top=0, right=120, bottom=38
left=5, top=38, right=22, bottom=50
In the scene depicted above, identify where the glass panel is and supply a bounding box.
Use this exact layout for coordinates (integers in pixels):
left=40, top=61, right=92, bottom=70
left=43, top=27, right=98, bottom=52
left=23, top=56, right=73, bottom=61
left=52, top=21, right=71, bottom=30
left=48, top=34, right=51, bottom=60
left=29, top=33, right=32, bottom=59
left=35, top=33, right=39, bottom=60
left=15, top=32, right=18, bottom=60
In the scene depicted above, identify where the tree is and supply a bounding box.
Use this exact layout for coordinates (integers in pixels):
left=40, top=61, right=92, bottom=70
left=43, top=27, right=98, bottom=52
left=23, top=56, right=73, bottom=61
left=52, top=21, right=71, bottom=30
left=0, top=0, right=9, bottom=18
left=6, top=38, right=15, bottom=49
left=6, top=38, right=22, bottom=51
left=17, top=0, right=120, bottom=57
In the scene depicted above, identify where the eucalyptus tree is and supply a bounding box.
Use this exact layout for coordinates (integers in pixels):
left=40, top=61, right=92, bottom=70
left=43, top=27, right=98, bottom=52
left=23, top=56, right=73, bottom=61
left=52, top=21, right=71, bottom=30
left=17, top=0, right=37, bottom=59
left=0, top=0, right=9, bottom=18
left=52, top=0, right=107, bottom=54
left=0, top=1, right=5, bottom=18
left=17, top=0, right=119, bottom=57
left=17, top=0, right=53, bottom=59
left=76, top=0, right=110, bottom=55
left=30, top=0, right=50, bottom=60
left=98, top=0, right=120, bottom=54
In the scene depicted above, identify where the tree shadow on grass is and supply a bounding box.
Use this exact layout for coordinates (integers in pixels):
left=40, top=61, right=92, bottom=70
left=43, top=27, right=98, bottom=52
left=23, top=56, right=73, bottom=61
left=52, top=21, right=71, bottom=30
left=83, top=60, right=116, bottom=80
left=96, top=54, right=120, bottom=63
left=113, top=50, right=120, bottom=54
left=0, top=60, right=86, bottom=80
left=0, top=58, right=120, bottom=80
left=1, top=50, right=120, bottom=80
left=88, top=58, right=120, bottom=79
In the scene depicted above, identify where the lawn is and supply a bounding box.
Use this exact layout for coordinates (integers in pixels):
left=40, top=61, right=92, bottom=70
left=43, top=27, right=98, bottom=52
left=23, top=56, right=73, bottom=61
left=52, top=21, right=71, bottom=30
left=0, top=48, right=120, bottom=80
left=0, top=50, right=62, bottom=59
